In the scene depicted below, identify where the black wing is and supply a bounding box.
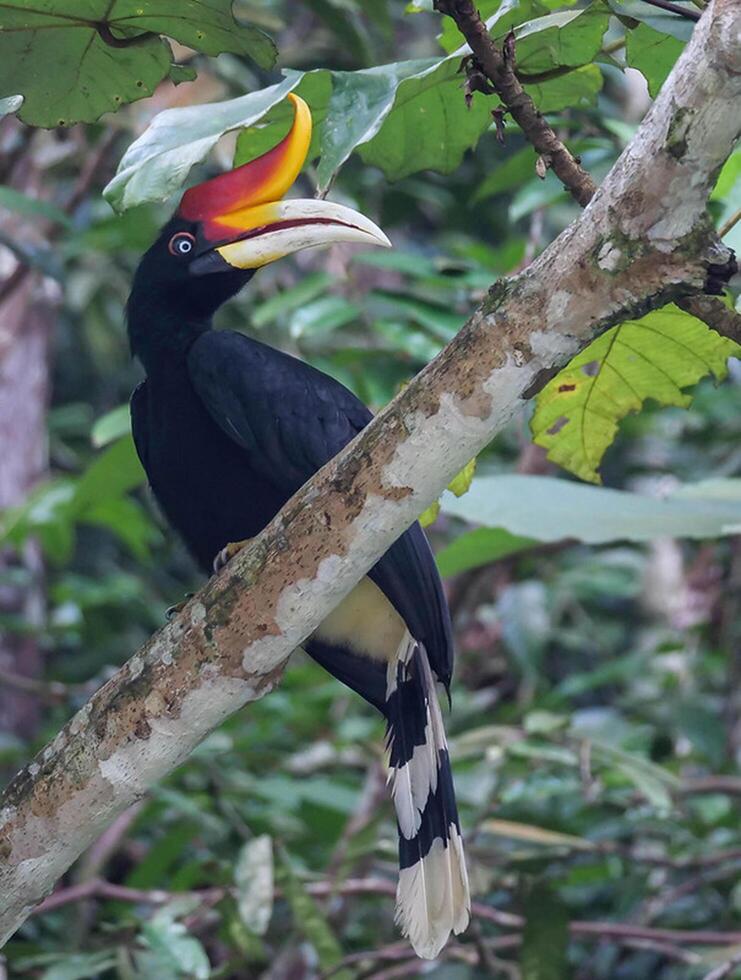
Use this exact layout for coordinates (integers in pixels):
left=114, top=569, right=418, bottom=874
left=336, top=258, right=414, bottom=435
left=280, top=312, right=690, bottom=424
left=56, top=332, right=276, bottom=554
left=187, top=329, right=453, bottom=686
left=130, top=381, right=150, bottom=475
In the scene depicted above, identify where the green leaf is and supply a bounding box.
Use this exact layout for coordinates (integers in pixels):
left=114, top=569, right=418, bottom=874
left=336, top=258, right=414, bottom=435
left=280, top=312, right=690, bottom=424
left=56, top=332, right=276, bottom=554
left=91, top=405, right=132, bottom=448
left=590, top=742, right=678, bottom=809
left=607, top=0, right=694, bottom=41
left=251, top=273, right=334, bottom=329
left=420, top=456, right=477, bottom=527
left=83, top=497, right=160, bottom=560
left=441, top=475, right=741, bottom=544
left=72, top=436, right=145, bottom=513
left=484, top=818, right=595, bottom=850
left=520, top=884, right=569, bottom=980
left=448, top=456, right=477, bottom=496
left=105, top=76, right=298, bottom=211
left=531, top=305, right=741, bottom=483
left=522, top=63, right=603, bottom=113
left=0, top=185, right=73, bottom=229
left=473, top=146, right=540, bottom=203
left=0, top=0, right=276, bottom=127
left=40, top=952, right=118, bottom=980
left=436, top=527, right=535, bottom=577
left=140, top=899, right=210, bottom=980
left=513, top=5, right=610, bottom=75
left=357, top=57, right=494, bottom=183
left=625, top=22, right=685, bottom=97
left=235, top=835, right=274, bottom=936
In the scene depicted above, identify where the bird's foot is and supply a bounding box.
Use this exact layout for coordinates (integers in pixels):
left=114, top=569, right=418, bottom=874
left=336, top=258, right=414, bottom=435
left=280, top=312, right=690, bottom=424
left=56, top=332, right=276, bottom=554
left=166, top=593, right=194, bottom=620
left=213, top=539, right=252, bottom=575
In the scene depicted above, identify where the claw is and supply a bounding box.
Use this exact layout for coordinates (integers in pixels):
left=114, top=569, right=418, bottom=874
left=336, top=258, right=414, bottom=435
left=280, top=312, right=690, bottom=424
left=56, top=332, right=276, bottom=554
left=166, top=593, right=194, bottom=620
left=213, top=539, right=251, bottom=575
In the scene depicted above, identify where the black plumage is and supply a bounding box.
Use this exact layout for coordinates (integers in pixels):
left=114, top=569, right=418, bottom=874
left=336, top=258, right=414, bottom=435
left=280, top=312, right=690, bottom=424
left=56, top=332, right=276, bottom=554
left=128, top=187, right=469, bottom=957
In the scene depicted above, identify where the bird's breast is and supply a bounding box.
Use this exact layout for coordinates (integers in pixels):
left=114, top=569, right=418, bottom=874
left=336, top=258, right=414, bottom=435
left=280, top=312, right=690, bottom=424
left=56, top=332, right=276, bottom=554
left=139, top=369, right=283, bottom=573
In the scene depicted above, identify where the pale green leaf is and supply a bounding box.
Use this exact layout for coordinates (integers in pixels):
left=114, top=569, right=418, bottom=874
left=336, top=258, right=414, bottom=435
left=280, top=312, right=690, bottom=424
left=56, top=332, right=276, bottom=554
left=422, top=457, right=477, bottom=528
left=235, top=835, right=274, bottom=936
left=441, top=475, right=741, bottom=544
left=448, top=456, right=477, bottom=496
left=436, top=527, right=535, bottom=577
left=105, top=77, right=299, bottom=211
left=625, top=22, right=685, bottom=98
left=483, top=818, right=596, bottom=850
left=91, top=405, right=132, bottom=448
left=531, top=304, right=741, bottom=483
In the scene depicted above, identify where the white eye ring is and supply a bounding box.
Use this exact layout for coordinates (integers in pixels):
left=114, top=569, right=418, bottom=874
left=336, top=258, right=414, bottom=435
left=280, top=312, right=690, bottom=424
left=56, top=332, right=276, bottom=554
left=169, top=233, right=195, bottom=257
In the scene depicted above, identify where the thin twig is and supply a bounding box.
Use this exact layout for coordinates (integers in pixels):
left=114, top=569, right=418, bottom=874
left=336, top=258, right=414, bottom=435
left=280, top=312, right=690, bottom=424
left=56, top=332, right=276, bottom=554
left=719, top=206, right=741, bottom=239
left=31, top=876, right=741, bottom=950
left=0, top=668, right=72, bottom=703
left=678, top=296, right=741, bottom=344
left=434, top=0, right=597, bottom=206
left=702, top=951, right=741, bottom=980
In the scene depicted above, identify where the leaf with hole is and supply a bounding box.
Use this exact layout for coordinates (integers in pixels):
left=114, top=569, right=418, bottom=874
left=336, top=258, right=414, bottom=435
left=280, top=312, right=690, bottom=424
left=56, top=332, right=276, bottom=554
left=0, top=0, right=276, bottom=127
left=530, top=305, right=741, bottom=483
left=625, top=22, right=685, bottom=97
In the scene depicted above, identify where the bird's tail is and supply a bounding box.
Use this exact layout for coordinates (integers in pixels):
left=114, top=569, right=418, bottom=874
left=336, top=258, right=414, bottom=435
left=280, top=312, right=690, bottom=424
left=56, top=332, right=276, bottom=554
left=385, top=633, right=470, bottom=960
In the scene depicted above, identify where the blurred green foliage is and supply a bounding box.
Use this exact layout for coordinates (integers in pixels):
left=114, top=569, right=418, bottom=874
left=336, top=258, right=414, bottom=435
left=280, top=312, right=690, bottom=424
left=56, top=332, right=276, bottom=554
left=1, top=0, right=740, bottom=978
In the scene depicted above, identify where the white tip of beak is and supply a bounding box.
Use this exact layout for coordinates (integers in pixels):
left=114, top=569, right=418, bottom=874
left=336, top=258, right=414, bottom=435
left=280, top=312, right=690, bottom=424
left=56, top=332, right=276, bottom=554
left=216, top=199, right=391, bottom=270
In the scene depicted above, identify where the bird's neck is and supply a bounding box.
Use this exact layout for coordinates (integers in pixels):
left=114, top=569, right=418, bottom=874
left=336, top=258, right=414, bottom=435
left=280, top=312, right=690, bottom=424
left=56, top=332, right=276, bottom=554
left=126, top=296, right=211, bottom=377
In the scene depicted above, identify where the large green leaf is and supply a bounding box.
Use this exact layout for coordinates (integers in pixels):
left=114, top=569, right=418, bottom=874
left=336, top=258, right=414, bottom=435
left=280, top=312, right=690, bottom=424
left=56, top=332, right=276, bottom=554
left=236, top=58, right=495, bottom=189
left=513, top=5, right=610, bottom=74
left=625, top=22, right=684, bottom=97
left=441, top=475, right=741, bottom=546
left=0, top=0, right=276, bottom=128
left=107, top=41, right=603, bottom=210
left=531, top=305, right=741, bottom=483
left=105, top=77, right=299, bottom=211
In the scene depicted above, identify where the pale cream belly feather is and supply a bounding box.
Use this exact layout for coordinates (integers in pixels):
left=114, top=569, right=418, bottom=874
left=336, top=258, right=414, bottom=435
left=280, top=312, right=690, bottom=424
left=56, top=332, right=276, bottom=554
left=313, top=576, right=406, bottom=663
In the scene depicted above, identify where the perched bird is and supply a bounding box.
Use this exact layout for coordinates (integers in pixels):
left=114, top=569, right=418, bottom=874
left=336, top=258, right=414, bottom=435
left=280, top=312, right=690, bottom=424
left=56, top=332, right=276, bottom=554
left=127, top=94, right=470, bottom=959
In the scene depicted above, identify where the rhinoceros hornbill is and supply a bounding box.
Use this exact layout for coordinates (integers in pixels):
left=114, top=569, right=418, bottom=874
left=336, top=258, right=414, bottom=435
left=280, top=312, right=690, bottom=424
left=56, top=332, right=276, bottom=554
left=127, top=94, right=470, bottom=958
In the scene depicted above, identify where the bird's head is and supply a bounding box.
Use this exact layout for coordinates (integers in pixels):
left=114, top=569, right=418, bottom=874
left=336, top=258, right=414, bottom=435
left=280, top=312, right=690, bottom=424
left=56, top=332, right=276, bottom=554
left=128, top=94, right=390, bottom=339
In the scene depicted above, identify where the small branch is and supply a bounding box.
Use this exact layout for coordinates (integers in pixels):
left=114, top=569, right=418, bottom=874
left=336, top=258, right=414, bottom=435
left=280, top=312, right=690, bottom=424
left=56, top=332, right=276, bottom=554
left=719, top=206, right=741, bottom=238
left=32, top=876, right=741, bottom=955
left=679, top=776, right=741, bottom=796
left=639, top=0, right=702, bottom=20
left=435, top=0, right=598, bottom=206
left=0, top=668, right=73, bottom=703
left=678, top=296, right=741, bottom=344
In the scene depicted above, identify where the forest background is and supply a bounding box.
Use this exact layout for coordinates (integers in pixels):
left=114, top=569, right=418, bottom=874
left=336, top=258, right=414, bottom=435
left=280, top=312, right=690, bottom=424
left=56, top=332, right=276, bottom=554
left=0, top=0, right=740, bottom=977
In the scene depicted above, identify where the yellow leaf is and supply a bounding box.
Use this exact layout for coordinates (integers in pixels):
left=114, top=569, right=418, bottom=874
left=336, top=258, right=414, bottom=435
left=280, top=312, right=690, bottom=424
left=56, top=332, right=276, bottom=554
left=531, top=304, right=741, bottom=483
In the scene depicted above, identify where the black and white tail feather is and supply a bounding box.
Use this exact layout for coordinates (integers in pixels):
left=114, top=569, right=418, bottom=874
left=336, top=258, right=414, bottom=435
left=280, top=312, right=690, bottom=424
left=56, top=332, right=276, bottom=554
left=385, top=632, right=470, bottom=960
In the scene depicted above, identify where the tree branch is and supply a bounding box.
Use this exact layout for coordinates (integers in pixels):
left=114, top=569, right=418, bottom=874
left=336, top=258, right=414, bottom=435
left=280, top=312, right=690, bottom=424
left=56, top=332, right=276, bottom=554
left=1, top=0, right=740, bottom=947
left=678, top=295, right=741, bottom=343
left=435, top=0, right=598, bottom=206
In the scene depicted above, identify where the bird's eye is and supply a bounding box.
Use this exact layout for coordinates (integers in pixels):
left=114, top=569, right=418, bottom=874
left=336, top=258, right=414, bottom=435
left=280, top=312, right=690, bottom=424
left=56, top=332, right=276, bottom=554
left=168, top=232, right=195, bottom=257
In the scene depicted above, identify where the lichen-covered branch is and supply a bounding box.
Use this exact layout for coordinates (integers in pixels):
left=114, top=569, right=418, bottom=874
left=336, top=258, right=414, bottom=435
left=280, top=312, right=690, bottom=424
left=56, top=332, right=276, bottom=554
left=434, top=0, right=599, bottom=206
left=1, top=0, right=739, bottom=946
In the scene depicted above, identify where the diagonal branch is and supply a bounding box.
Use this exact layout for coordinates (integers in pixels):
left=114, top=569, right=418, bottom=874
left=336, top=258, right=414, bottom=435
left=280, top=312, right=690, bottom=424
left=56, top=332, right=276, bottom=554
left=1, top=0, right=740, bottom=948
left=434, top=0, right=598, bottom=205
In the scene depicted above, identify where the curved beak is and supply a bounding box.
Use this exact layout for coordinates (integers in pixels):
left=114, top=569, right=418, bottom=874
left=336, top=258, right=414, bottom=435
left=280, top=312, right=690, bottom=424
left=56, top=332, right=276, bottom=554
left=178, top=93, right=391, bottom=275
